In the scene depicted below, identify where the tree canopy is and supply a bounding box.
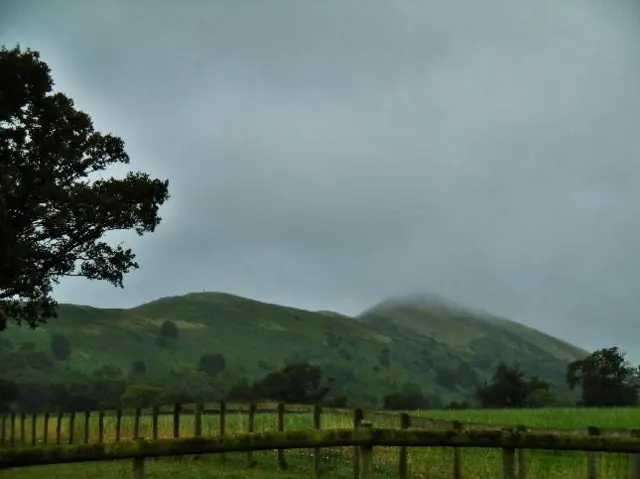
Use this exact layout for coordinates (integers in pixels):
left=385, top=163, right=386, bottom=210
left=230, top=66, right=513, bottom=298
left=474, top=362, right=554, bottom=408
left=0, top=45, right=169, bottom=329
left=566, top=347, right=639, bottom=407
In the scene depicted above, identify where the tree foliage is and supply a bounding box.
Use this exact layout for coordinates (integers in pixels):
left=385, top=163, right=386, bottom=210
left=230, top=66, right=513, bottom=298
left=474, top=362, right=553, bottom=408
left=253, top=361, right=332, bottom=404
left=50, top=333, right=71, bottom=360
left=566, top=347, right=639, bottom=407
left=159, top=320, right=179, bottom=339
left=198, top=353, right=226, bottom=378
left=382, top=382, right=430, bottom=410
left=0, top=45, right=169, bottom=329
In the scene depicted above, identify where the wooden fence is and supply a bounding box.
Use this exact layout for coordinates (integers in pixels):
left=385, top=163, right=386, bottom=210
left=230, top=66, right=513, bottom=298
left=1, top=402, right=640, bottom=478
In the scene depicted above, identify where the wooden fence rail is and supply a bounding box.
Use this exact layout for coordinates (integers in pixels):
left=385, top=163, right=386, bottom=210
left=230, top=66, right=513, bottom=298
left=2, top=402, right=640, bottom=478
left=3, top=424, right=640, bottom=478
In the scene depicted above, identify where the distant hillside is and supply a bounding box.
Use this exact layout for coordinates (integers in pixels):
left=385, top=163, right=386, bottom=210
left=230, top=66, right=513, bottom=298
left=360, top=293, right=586, bottom=360
left=0, top=291, right=586, bottom=408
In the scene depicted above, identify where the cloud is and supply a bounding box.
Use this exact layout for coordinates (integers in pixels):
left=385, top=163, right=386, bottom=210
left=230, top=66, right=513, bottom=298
left=2, top=0, right=640, bottom=360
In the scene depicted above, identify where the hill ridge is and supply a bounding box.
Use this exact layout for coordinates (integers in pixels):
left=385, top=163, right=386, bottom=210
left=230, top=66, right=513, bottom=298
left=0, top=290, right=586, bottom=408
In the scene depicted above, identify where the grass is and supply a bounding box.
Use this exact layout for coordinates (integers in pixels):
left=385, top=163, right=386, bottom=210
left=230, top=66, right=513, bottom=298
left=2, top=406, right=640, bottom=478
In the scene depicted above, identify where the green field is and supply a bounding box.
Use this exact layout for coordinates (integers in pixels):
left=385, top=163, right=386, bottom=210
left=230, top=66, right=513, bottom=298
left=2, top=406, right=640, bottom=478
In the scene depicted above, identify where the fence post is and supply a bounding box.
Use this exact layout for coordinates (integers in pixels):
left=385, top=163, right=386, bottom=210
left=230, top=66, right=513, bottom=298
left=55, top=411, right=63, bottom=445
left=193, top=402, right=202, bottom=437
left=151, top=406, right=159, bottom=440
left=20, top=412, right=26, bottom=445
left=277, top=402, right=288, bottom=470
left=313, top=404, right=322, bottom=479
left=353, top=408, right=364, bottom=479
left=10, top=411, right=15, bottom=446
left=452, top=420, right=463, bottom=479
left=219, top=401, right=227, bottom=464
left=132, top=436, right=146, bottom=479
left=501, top=428, right=516, bottom=479
left=1, top=413, right=6, bottom=446
left=399, top=413, right=410, bottom=479
left=587, top=426, right=599, bottom=479
left=358, top=421, right=373, bottom=479
left=31, top=413, right=37, bottom=446
left=172, top=404, right=181, bottom=438
left=116, top=409, right=123, bottom=442
left=132, top=457, right=145, bottom=479
left=133, top=409, right=141, bottom=441
left=98, top=411, right=105, bottom=443
left=629, top=429, right=640, bottom=479
left=84, top=411, right=90, bottom=443
left=247, top=403, right=257, bottom=467
left=516, top=425, right=527, bottom=479
left=43, top=412, right=49, bottom=445
left=69, top=412, right=76, bottom=445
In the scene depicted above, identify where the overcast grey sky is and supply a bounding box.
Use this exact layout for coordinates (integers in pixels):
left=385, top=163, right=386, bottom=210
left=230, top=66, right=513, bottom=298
left=2, top=0, right=640, bottom=360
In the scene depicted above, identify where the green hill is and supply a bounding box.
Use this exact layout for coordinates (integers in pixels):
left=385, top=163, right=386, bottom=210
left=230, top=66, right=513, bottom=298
left=0, top=292, right=587, bottom=408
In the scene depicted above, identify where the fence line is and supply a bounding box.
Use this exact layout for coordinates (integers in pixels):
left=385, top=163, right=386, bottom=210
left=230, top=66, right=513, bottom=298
left=3, top=422, right=640, bottom=478
left=3, top=402, right=640, bottom=479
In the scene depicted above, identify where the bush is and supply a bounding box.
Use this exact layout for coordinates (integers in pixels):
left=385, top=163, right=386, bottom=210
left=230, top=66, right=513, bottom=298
left=382, top=382, right=429, bottom=410
left=253, top=361, right=331, bottom=404
left=51, top=334, right=72, bottom=360
left=160, top=320, right=179, bottom=339
left=198, top=353, right=226, bottom=378
left=323, top=393, right=348, bottom=408
left=226, top=378, right=259, bottom=402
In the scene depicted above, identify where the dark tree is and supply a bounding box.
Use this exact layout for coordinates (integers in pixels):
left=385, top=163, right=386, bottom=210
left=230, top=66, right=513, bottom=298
left=0, top=46, right=169, bottom=330
left=50, top=333, right=71, bottom=360
left=474, top=362, right=552, bottom=408
left=225, top=377, right=259, bottom=402
left=160, top=320, right=179, bottom=339
left=383, top=382, right=430, bottom=410
left=0, top=378, right=20, bottom=411
left=198, top=353, right=226, bottom=378
left=253, top=361, right=331, bottom=404
left=566, top=347, right=639, bottom=407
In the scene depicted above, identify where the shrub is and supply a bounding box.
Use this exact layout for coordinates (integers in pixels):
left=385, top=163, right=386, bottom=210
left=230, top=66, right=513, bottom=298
left=383, top=383, right=429, bottom=410
left=51, top=334, right=72, bottom=360
left=198, top=353, right=226, bottom=378
left=160, top=320, right=179, bottom=339
left=226, top=378, right=259, bottom=402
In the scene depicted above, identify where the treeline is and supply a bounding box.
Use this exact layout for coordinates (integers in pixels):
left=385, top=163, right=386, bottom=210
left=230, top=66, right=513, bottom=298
left=0, top=360, right=348, bottom=413
left=0, top=345, right=638, bottom=413
left=472, top=346, right=640, bottom=409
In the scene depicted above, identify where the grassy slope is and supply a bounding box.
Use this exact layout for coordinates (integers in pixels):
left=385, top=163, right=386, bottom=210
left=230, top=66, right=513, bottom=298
left=0, top=292, right=587, bottom=406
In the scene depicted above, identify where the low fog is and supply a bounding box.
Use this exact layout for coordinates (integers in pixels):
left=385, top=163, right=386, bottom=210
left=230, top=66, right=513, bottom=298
left=2, top=0, right=640, bottom=360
